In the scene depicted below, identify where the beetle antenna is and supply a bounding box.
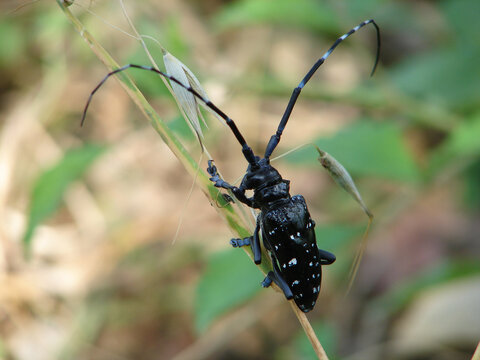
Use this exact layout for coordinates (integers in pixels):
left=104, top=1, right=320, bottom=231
left=264, top=19, right=381, bottom=159
left=81, top=64, right=258, bottom=166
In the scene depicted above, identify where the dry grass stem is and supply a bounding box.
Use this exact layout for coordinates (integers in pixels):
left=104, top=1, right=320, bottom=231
left=290, top=301, right=329, bottom=360
left=56, top=1, right=329, bottom=358
left=472, top=342, right=480, bottom=360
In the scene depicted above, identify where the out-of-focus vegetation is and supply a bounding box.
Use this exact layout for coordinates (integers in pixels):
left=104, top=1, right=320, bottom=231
left=1, top=0, right=479, bottom=359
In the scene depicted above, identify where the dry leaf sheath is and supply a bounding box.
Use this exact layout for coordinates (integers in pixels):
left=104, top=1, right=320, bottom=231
left=314, top=145, right=373, bottom=291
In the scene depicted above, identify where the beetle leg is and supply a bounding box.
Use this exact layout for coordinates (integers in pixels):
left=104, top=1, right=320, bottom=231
left=261, top=273, right=273, bottom=288
left=221, top=193, right=234, bottom=204
left=318, top=249, right=336, bottom=265
left=207, top=160, right=254, bottom=207
left=261, top=260, right=294, bottom=300
left=230, top=237, right=251, bottom=247
left=251, top=219, right=262, bottom=264
left=230, top=221, right=262, bottom=264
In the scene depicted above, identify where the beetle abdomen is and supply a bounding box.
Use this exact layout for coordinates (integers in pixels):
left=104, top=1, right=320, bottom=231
left=261, top=195, right=322, bottom=312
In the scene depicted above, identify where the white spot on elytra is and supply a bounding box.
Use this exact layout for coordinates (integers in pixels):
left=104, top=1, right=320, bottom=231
left=292, top=280, right=300, bottom=286
left=288, top=258, right=297, bottom=267
left=297, top=232, right=300, bottom=237
left=290, top=235, right=295, bottom=240
left=309, top=262, right=313, bottom=267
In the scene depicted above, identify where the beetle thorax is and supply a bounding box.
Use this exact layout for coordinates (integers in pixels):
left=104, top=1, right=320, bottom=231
left=243, top=158, right=291, bottom=209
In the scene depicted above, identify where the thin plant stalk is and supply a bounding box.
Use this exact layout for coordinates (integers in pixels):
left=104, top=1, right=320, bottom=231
left=57, top=1, right=328, bottom=358
left=472, top=342, right=480, bottom=360
left=290, top=301, right=329, bottom=359
left=56, top=1, right=252, bottom=250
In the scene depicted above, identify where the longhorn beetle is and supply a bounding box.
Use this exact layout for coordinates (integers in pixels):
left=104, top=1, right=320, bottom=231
left=82, top=20, right=380, bottom=312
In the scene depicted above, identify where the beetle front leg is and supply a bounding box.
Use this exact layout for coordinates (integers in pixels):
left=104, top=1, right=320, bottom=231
left=207, top=160, right=253, bottom=207
left=230, top=219, right=262, bottom=264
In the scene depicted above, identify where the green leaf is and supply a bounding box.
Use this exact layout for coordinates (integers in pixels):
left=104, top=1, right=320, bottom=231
left=389, top=45, right=480, bottom=109
left=23, top=144, right=106, bottom=252
left=195, top=248, right=263, bottom=333
left=441, top=0, right=480, bottom=47
left=213, top=0, right=339, bottom=35
left=387, top=0, right=480, bottom=109
left=284, top=120, right=419, bottom=182
left=428, top=113, right=480, bottom=176
left=464, top=159, right=480, bottom=210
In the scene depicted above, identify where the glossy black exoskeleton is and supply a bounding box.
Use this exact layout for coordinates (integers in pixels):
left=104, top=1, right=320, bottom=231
left=82, top=20, right=380, bottom=312
left=208, top=157, right=337, bottom=312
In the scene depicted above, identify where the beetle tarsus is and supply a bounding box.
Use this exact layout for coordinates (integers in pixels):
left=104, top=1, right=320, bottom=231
left=230, top=238, right=251, bottom=248
left=231, top=221, right=262, bottom=264
left=262, top=264, right=294, bottom=300
left=261, top=272, right=274, bottom=288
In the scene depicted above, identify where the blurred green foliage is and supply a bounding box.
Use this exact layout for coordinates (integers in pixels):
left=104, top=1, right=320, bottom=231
left=195, top=248, right=263, bottom=333
left=23, top=144, right=106, bottom=251
left=390, top=46, right=480, bottom=109
left=5, top=0, right=479, bottom=358
left=193, top=0, right=480, bottom=353
left=292, top=321, right=338, bottom=360
left=285, top=121, right=420, bottom=182
left=429, top=113, right=480, bottom=177
left=0, top=19, right=26, bottom=67
left=372, top=259, right=480, bottom=316
left=213, top=0, right=340, bottom=35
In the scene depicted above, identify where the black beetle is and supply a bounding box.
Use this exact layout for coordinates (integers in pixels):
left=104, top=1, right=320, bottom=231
left=82, top=19, right=380, bottom=312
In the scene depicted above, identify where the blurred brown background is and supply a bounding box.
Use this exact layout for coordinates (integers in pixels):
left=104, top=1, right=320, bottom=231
left=1, top=0, right=479, bottom=359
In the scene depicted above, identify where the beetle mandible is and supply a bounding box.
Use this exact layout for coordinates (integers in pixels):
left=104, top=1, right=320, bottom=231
left=82, top=19, right=380, bottom=312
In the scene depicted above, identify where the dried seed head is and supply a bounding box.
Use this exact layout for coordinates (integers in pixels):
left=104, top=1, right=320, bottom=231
left=163, top=51, right=207, bottom=140
left=315, top=146, right=372, bottom=219
left=314, top=145, right=373, bottom=294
